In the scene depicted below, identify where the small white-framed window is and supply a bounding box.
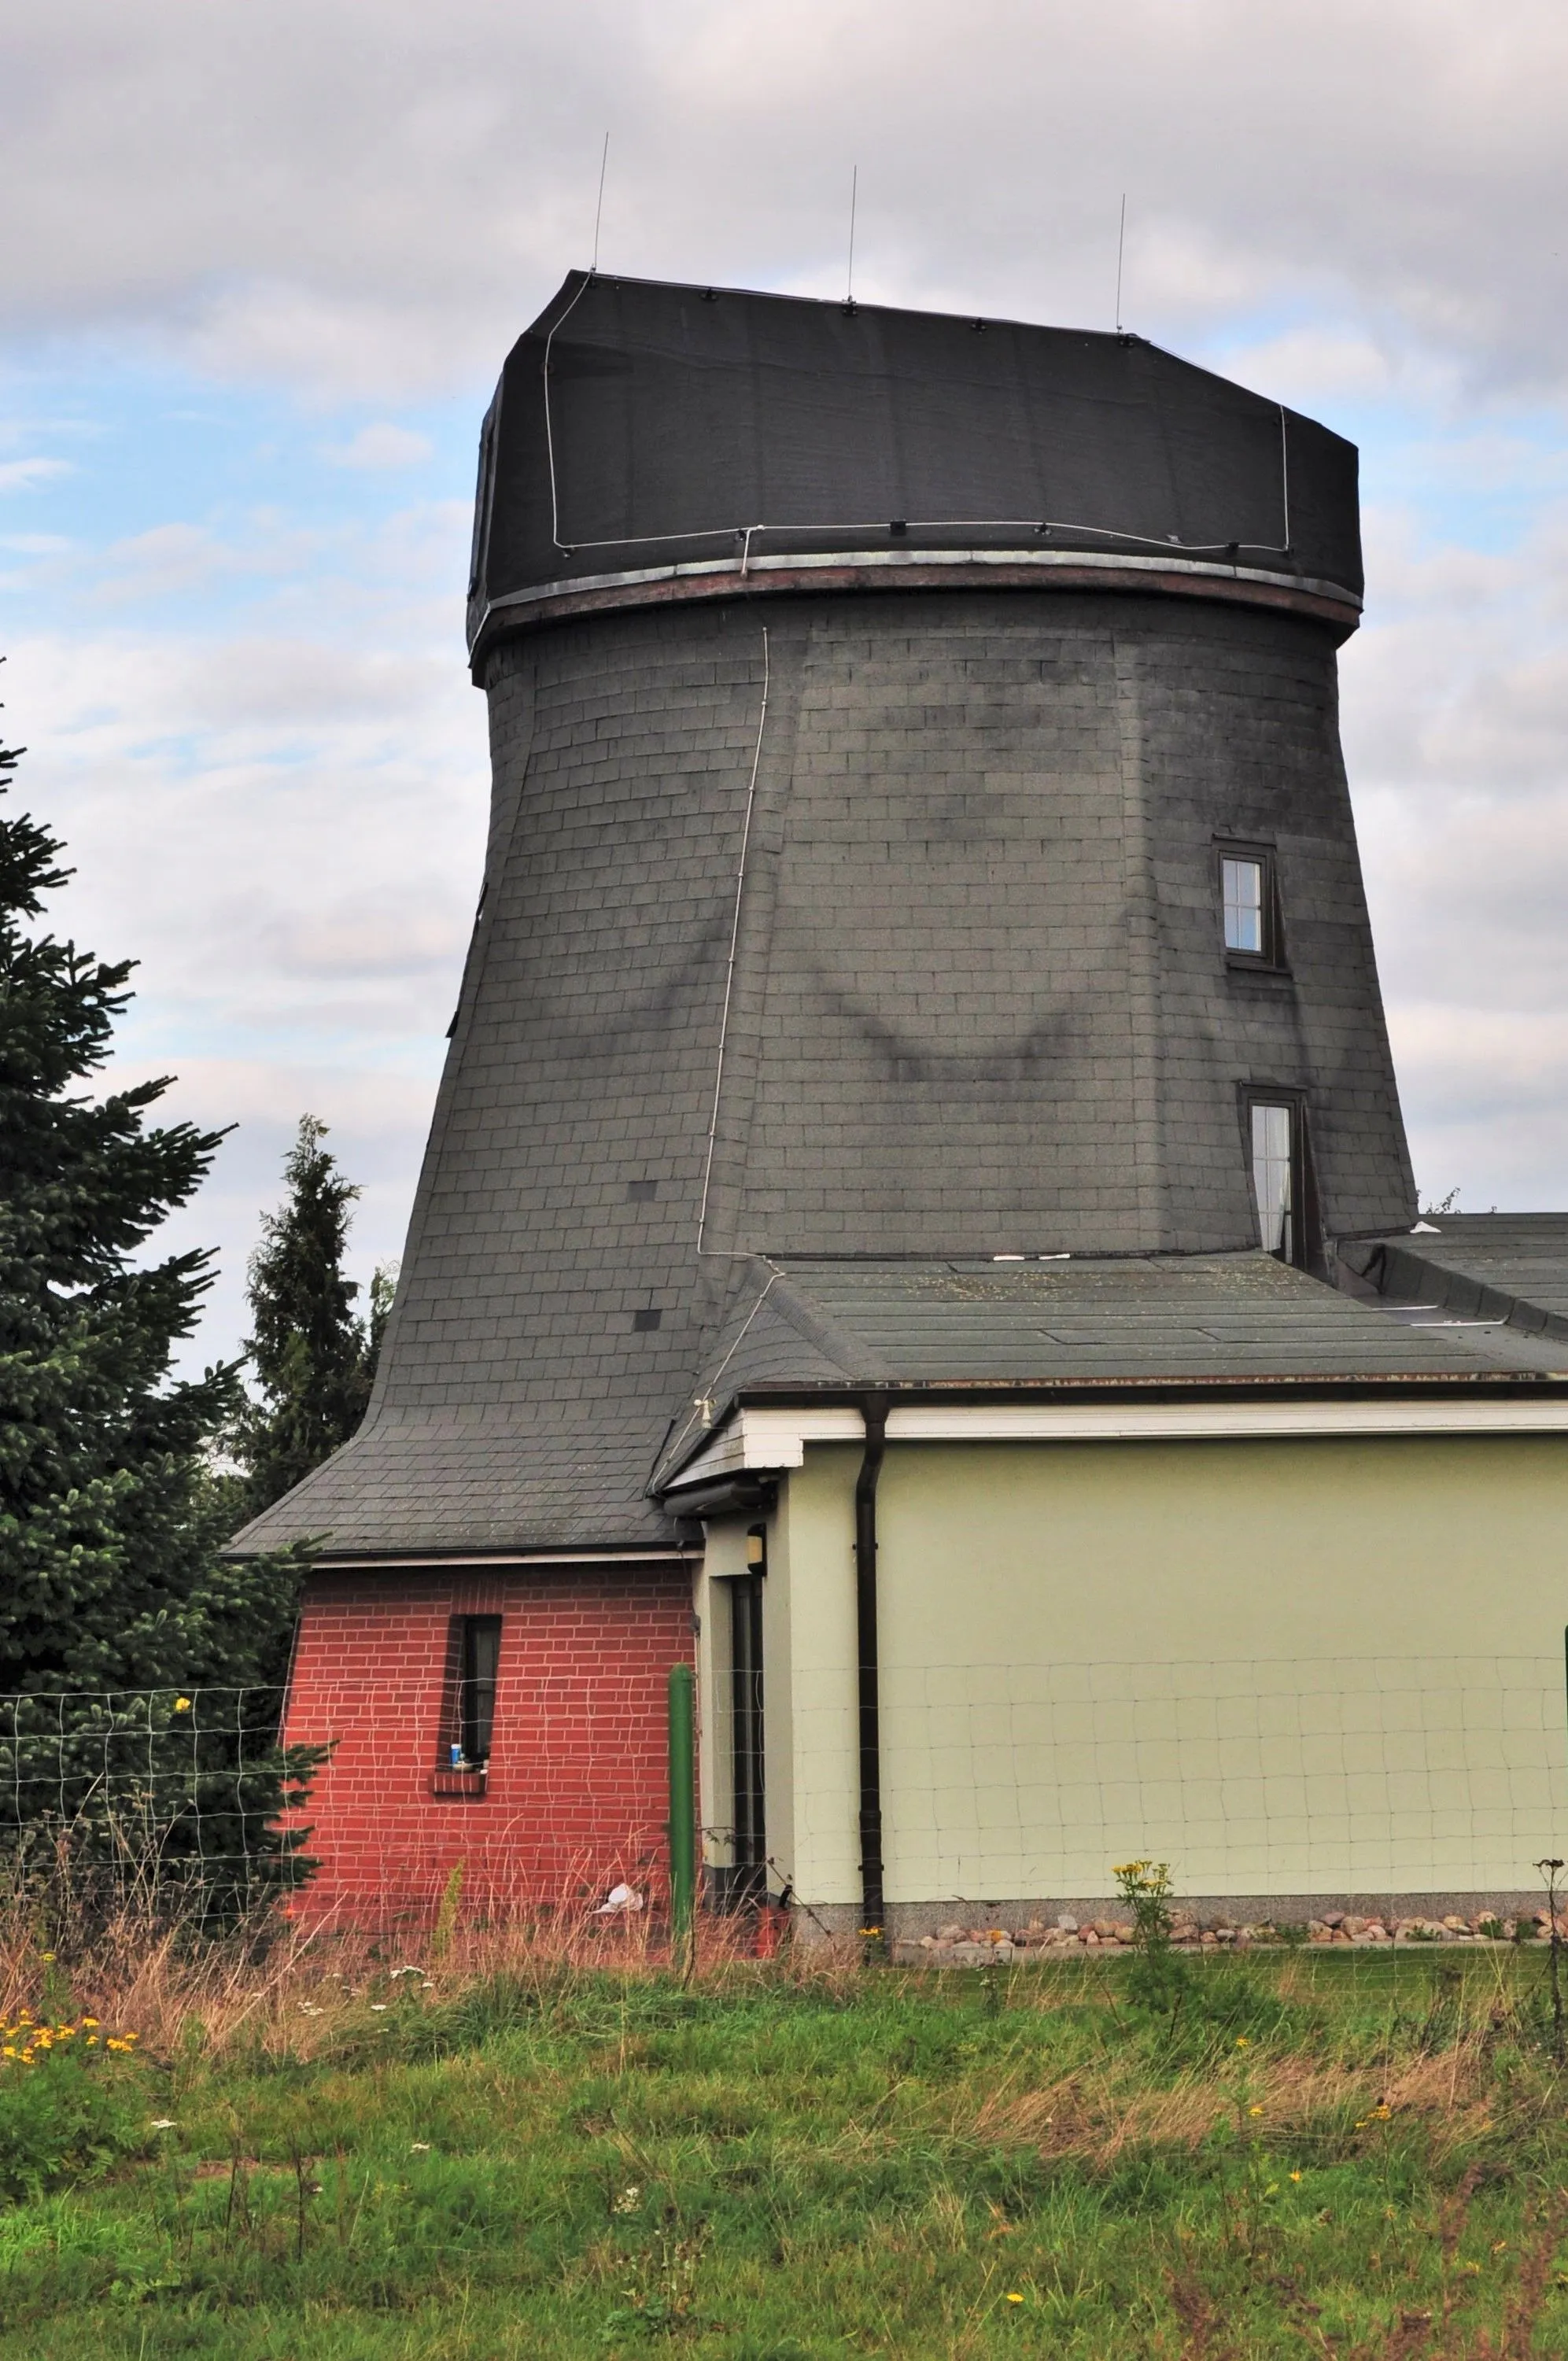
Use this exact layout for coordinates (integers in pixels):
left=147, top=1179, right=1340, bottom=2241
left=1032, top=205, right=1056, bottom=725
left=1223, top=857, right=1265, bottom=954
left=1217, top=841, right=1282, bottom=967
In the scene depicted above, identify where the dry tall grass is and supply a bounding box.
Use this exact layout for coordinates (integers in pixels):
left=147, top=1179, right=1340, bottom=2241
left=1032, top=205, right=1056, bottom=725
left=0, top=1842, right=847, bottom=2064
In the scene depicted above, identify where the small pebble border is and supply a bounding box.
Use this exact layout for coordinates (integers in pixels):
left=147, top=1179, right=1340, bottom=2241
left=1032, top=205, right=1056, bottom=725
left=895, top=1909, right=1566, bottom=1965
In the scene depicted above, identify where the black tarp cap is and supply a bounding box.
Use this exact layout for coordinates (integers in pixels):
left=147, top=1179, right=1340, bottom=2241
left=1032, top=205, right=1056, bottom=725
left=468, top=271, right=1361, bottom=635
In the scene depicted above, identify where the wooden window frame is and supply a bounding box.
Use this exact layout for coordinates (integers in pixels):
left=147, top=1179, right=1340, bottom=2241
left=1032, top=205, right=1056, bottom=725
left=1239, top=1086, right=1318, bottom=1271
left=1216, top=839, right=1286, bottom=972
left=430, top=1612, right=502, bottom=1799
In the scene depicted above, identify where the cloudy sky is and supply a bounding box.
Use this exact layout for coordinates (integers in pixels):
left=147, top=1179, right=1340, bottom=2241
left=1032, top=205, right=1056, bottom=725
left=5, top=0, right=1568, bottom=1371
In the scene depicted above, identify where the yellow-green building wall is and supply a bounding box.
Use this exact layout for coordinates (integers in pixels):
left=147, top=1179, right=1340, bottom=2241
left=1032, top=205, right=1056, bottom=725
left=706, top=1434, right=1568, bottom=1919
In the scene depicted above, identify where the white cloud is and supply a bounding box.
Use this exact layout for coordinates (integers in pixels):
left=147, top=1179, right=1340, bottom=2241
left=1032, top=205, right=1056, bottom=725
left=6, top=0, right=1568, bottom=1302
left=0, top=456, right=70, bottom=492
left=321, top=422, right=434, bottom=470
left=1, top=621, right=488, bottom=1367
left=1341, top=492, right=1568, bottom=1208
left=6, top=2, right=1568, bottom=405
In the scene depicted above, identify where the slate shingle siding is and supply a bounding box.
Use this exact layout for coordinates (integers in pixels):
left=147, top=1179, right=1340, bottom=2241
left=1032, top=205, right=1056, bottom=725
left=237, top=585, right=1415, bottom=1557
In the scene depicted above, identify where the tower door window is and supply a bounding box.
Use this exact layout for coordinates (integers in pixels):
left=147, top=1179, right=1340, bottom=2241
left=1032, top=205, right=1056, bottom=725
left=1251, top=1101, right=1298, bottom=1263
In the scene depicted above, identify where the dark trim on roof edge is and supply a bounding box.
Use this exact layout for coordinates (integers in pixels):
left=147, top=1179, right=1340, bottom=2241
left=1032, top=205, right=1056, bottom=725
left=231, top=1545, right=700, bottom=1570
left=470, top=555, right=1359, bottom=671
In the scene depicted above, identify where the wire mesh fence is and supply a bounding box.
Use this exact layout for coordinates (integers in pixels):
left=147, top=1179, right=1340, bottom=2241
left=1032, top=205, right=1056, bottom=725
left=703, top=1652, right=1568, bottom=1906
left=0, top=1688, right=319, bottom=1926
left=3, top=1651, right=1566, bottom=1935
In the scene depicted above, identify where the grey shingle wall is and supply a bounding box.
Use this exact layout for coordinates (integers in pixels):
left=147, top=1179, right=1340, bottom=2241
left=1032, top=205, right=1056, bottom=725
left=236, top=585, right=1417, bottom=1557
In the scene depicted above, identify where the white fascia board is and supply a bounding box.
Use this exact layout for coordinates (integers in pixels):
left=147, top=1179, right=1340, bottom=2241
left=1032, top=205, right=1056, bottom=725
left=666, top=1406, right=865, bottom=1485
left=664, top=1394, right=1568, bottom=1487
left=885, top=1399, right=1568, bottom=1442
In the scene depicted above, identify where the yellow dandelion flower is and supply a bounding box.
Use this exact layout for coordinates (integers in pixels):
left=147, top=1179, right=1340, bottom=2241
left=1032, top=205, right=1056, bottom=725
left=1247, top=2104, right=1264, bottom=2117
left=82, top=2016, right=98, bottom=2028
left=173, top=1697, right=191, bottom=1713
left=1005, top=2293, right=1024, bottom=2304
left=1234, top=2036, right=1249, bottom=2048
left=1289, top=2171, right=1303, bottom=2183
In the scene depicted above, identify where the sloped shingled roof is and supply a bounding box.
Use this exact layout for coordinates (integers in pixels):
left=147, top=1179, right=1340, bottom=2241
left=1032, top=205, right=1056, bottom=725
left=1341, top=1216, right=1568, bottom=1342
left=650, top=1249, right=1568, bottom=1489
left=237, top=1247, right=1568, bottom=1559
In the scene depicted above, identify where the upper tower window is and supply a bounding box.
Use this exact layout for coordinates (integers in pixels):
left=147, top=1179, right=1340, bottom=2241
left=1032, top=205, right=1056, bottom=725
left=1218, top=843, right=1282, bottom=968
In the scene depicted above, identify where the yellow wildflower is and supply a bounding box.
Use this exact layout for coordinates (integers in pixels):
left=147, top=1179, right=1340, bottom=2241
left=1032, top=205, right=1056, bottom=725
left=1005, top=2293, right=1024, bottom=2304
left=173, top=1697, right=191, bottom=1713
left=1289, top=2171, right=1303, bottom=2183
left=1247, top=2104, right=1264, bottom=2117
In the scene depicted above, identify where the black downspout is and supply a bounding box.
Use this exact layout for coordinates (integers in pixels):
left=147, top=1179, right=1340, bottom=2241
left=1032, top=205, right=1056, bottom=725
left=854, top=1393, right=890, bottom=1940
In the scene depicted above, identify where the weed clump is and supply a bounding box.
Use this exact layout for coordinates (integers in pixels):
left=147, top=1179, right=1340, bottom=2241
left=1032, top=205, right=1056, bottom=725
left=0, top=2009, right=152, bottom=2200
left=1114, top=1858, right=1191, bottom=2020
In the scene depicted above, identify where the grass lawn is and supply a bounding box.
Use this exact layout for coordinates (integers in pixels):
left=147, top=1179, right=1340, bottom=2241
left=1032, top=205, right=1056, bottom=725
left=4, top=1941, right=1568, bottom=2355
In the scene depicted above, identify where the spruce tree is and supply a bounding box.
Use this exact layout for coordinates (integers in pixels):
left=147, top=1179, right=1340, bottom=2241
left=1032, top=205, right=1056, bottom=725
left=231, top=1116, right=388, bottom=1517
left=0, top=714, right=317, bottom=1911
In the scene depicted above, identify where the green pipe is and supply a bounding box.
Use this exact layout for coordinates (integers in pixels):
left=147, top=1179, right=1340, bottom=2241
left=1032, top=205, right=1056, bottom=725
left=668, top=1661, right=696, bottom=1971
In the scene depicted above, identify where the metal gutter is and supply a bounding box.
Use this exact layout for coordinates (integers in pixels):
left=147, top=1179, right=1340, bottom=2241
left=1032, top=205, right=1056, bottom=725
left=308, top=1548, right=702, bottom=1572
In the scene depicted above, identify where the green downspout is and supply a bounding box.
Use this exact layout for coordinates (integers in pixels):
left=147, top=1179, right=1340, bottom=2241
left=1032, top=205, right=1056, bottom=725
left=668, top=1661, right=696, bottom=1974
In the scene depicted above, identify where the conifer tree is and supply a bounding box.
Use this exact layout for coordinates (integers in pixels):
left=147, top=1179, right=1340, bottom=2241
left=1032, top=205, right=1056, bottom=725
left=0, top=712, right=317, bottom=1909
left=231, top=1117, right=389, bottom=1517
left=0, top=726, right=299, bottom=1696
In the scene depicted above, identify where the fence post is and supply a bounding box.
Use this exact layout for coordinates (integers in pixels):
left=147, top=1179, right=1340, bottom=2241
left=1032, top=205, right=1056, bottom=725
left=668, top=1662, right=695, bottom=1974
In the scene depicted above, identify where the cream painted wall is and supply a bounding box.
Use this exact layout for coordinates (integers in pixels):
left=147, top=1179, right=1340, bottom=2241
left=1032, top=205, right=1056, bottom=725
left=753, top=1435, right=1568, bottom=1909
left=769, top=1447, right=861, bottom=1909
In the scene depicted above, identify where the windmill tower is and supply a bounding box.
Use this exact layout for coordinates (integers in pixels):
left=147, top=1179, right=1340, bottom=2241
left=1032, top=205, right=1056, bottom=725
left=243, top=274, right=1419, bottom=1923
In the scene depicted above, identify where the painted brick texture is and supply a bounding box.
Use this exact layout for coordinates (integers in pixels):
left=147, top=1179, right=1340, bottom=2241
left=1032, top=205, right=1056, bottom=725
left=281, top=1564, right=694, bottom=1927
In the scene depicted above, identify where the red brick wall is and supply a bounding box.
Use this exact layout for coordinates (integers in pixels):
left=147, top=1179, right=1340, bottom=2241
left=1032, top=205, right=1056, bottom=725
left=279, top=1562, right=695, bottom=1928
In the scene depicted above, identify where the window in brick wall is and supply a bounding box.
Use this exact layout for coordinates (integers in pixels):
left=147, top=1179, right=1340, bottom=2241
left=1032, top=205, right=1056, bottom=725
left=448, top=1615, right=502, bottom=1770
